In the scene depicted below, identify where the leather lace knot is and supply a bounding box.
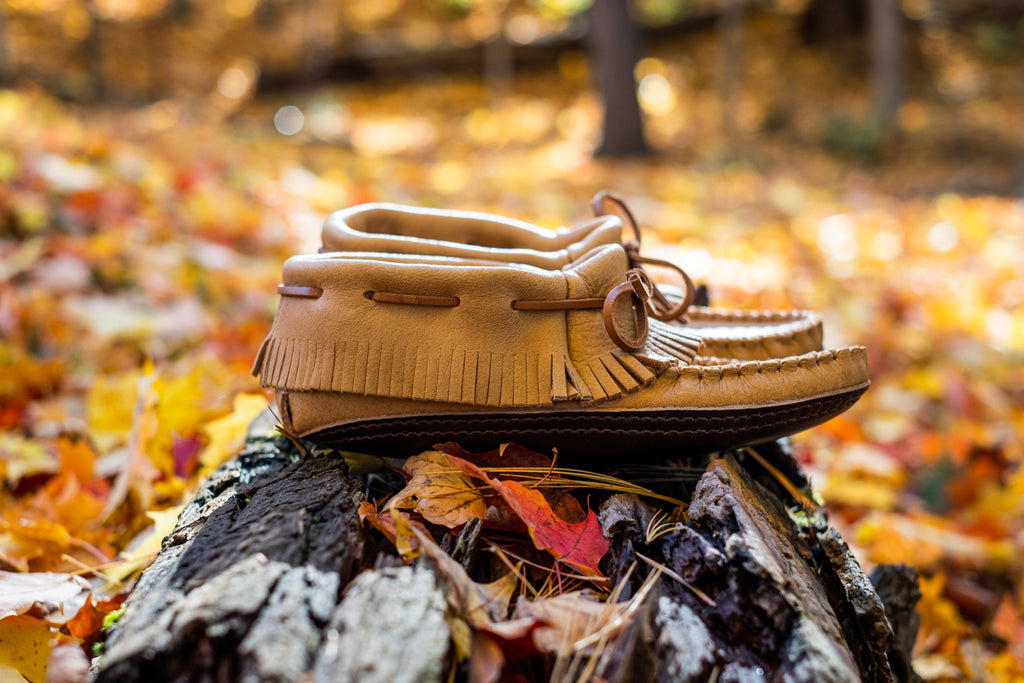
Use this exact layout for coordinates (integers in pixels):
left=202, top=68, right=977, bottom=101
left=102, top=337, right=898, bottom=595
left=602, top=268, right=653, bottom=352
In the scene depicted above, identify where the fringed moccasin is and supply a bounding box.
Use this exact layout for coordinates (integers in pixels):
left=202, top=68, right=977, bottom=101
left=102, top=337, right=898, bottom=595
left=253, top=243, right=868, bottom=459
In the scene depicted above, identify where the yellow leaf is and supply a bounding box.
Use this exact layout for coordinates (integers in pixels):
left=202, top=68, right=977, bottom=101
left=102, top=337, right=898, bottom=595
left=0, top=435, right=57, bottom=487
left=388, top=508, right=420, bottom=561
left=85, top=371, right=142, bottom=449
left=198, top=394, right=269, bottom=472
left=447, top=616, right=472, bottom=662
left=148, top=369, right=206, bottom=475
left=99, top=371, right=160, bottom=521
left=822, top=477, right=898, bottom=511
left=902, top=367, right=944, bottom=400
left=3, top=518, right=71, bottom=549
left=106, top=504, right=184, bottom=583
left=0, top=615, right=56, bottom=683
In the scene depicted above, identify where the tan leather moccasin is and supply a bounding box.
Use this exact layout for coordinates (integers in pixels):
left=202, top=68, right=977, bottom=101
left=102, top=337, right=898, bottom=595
left=253, top=243, right=868, bottom=459
left=319, top=199, right=823, bottom=361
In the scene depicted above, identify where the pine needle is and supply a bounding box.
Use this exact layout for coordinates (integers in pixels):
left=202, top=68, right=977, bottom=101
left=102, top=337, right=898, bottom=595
left=461, top=465, right=688, bottom=507
left=635, top=551, right=715, bottom=607
left=489, top=545, right=541, bottom=600
left=645, top=509, right=680, bottom=544
left=488, top=546, right=609, bottom=588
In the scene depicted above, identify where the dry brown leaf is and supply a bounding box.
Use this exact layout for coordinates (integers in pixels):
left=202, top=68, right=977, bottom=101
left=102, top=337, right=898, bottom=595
left=478, top=571, right=519, bottom=621
left=387, top=450, right=487, bottom=528
left=512, top=591, right=610, bottom=655
left=412, top=525, right=516, bottom=628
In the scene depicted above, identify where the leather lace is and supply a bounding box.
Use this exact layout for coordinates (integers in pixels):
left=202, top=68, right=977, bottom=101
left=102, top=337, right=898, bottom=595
left=280, top=270, right=654, bottom=352
left=511, top=267, right=653, bottom=352
left=591, top=190, right=696, bottom=323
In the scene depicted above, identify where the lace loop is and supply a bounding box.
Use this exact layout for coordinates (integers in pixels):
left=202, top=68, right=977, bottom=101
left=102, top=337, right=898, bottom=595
left=623, top=246, right=695, bottom=322
left=602, top=268, right=652, bottom=352
left=592, top=190, right=697, bottom=323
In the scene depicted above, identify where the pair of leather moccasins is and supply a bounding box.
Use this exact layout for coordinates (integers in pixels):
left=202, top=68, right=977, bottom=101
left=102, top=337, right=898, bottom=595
left=253, top=193, right=869, bottom=461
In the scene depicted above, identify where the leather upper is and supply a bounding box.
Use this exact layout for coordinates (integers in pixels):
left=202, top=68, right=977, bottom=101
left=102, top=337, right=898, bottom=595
left=253, top=245, right=703, bottom=408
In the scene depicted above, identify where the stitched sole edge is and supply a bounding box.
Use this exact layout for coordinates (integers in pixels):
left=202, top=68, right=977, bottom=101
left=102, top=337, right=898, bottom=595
left=301, top=385, right=867, bottom=460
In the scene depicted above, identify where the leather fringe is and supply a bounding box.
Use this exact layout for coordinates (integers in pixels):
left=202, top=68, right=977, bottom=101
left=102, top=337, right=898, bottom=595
left=252, top=337, right=661, bottom=406
left=647, top=322, right=704, bottom=365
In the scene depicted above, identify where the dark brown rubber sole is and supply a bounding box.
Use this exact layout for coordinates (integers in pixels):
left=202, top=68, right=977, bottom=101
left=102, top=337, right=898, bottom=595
left=302, top=384, right=868, bottom=462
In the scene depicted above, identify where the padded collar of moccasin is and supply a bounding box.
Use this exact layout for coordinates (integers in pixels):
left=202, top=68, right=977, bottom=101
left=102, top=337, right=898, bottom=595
left=320, top=203, right=623, bottom=270
left=253, top=245, right=703, bottom=408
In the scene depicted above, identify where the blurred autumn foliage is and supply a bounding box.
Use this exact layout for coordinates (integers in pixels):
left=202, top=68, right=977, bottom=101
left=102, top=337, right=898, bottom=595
left=1, top=0, right=1024, bottom=680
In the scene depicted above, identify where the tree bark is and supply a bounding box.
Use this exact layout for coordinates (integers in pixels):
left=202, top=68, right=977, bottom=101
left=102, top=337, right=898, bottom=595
left=587, top=0, right=650, bottom=157
left=95, top=417, right=917, bottom=682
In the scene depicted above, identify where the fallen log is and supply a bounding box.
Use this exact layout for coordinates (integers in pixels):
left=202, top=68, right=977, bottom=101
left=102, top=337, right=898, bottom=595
left=94, top=414, right=918, bottom=682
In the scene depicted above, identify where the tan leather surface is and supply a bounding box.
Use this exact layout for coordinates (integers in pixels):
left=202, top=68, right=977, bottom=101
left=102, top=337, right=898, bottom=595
left=253, top=202, right=870, bottom=444
left=681, top=308, right=825, bottom=359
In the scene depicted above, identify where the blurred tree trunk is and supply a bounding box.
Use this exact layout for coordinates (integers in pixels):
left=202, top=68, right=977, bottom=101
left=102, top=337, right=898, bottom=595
left=484, top=10, right=514, bottom=104
left=718, top=0, right=744, bottom=139
left=0, top=5, right=7, bottom=84
left=587, top=0, right=649, bottom=157
left=83, top=0, right=106, bottom=100
left=868, top=0, right=903, bottom=127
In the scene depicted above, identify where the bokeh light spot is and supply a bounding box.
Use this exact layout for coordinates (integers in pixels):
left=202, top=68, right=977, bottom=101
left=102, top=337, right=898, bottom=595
left=430, top=161, right=470, bottom=194
left=506, top=14, right=541, bottom=44
left=274, top=106, right=305, bottom=136
left=638, top=73, right=676, bottom=116
left=928, top=221, right=959, bottom=253
left=870, top=228, right=903, bottom=261
left=217, top=61, right=258, bottom=100
left=817, top=214, right=859, bottom=262
left=682, top=248, right=714, bottom=281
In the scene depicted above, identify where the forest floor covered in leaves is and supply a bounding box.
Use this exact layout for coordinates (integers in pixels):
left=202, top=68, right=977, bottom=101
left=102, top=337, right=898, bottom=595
left=2, top=19, right=1024, bottom=680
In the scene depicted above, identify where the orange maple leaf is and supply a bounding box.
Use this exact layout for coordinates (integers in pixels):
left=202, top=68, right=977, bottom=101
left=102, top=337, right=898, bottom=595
left=66, top=593, right=126, bottom=641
